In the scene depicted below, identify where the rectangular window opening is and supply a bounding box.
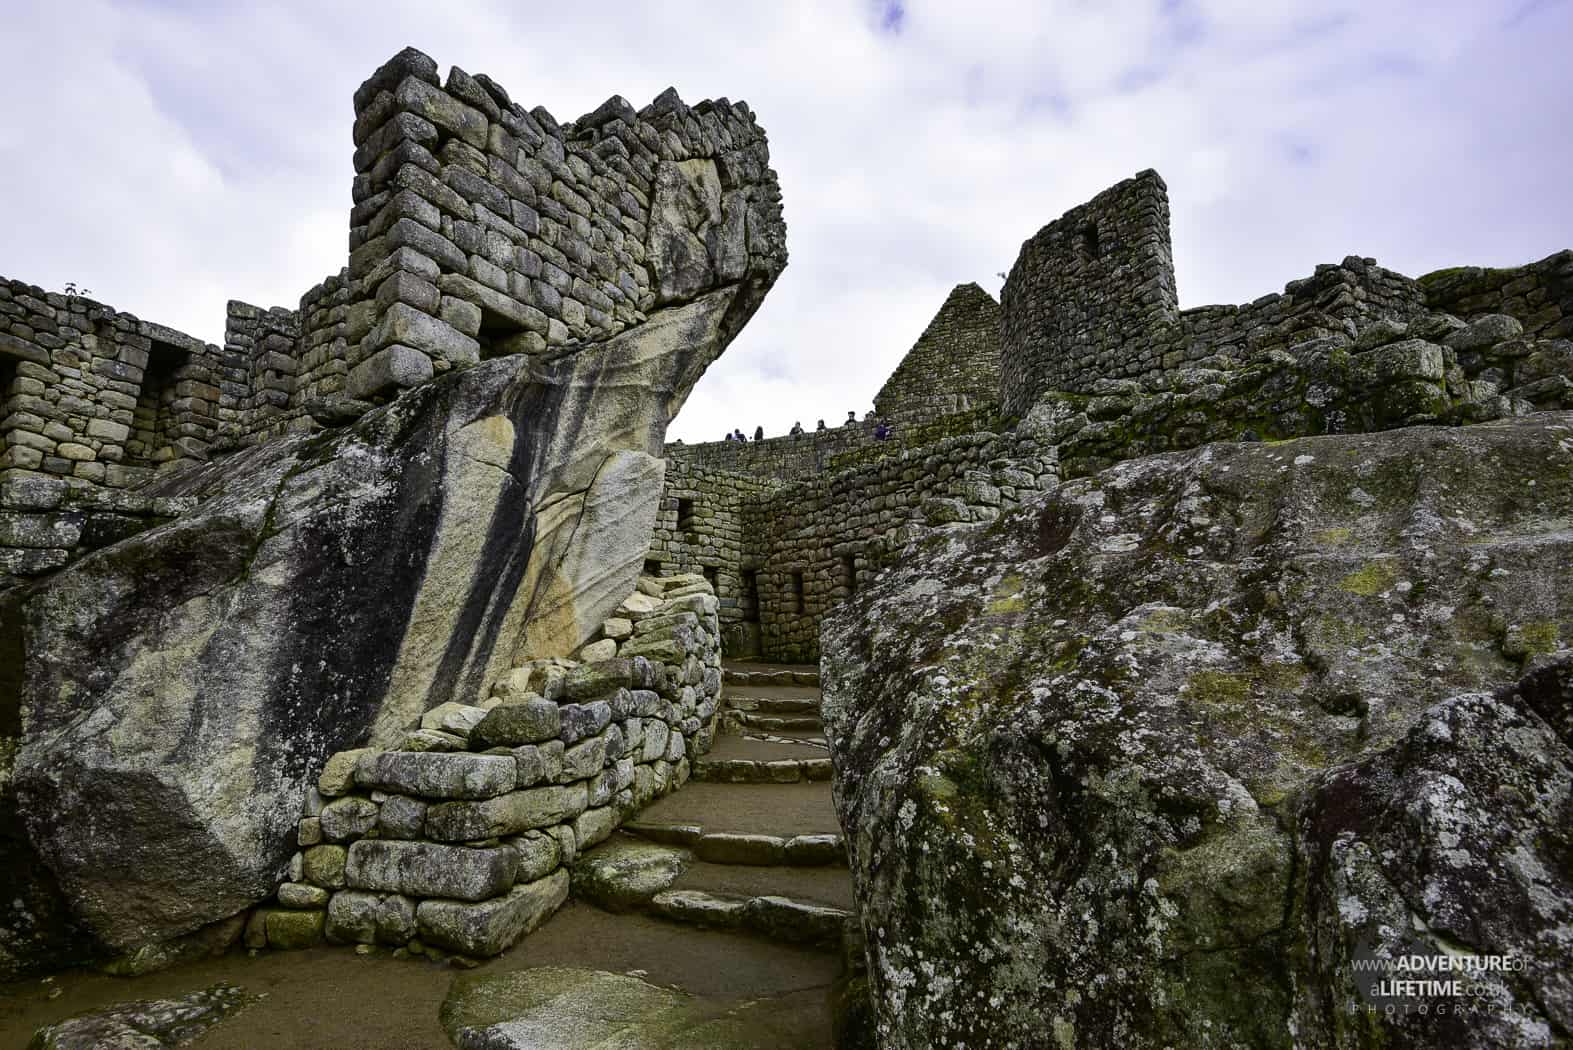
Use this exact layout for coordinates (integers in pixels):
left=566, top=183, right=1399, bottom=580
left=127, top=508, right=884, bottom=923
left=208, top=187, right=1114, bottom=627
left=643, top=559, right=663, bottom=577
left=841, top=554, right=858, bottom=595
left=791, top=571, right=806, bottom=614
left=702, top=565, right=718, bottom=593
left=128, top=339, right=187, bottom=468
left=740, top=569, right=760, bottom=623
left=677, top=497, right=696, bottom=533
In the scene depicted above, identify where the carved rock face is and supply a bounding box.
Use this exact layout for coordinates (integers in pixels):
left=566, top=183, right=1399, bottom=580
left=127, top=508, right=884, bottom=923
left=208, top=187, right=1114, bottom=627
left=821, top=413, right=1573, bottom=1049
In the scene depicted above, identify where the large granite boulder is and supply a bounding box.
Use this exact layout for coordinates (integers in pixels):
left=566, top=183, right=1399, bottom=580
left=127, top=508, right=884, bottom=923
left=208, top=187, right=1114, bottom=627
left=822, top=413, right=1573, bottom=1049
left=4, top=162, right=785, bottom=967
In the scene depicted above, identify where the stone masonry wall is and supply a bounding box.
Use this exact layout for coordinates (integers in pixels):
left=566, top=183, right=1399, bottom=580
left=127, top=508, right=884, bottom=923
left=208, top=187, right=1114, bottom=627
left=0, top=279, right=226, bottom=489
left=339, top=47, right=783, bottom=400
left=1000, top=169, right=1178, bottom=410
left=1420, top=249, right=1573, bottom=342
left=246, top=574, right=722, bottom=959
left=0, top=476, right=194, bottom=583
left=872, top=282, right=1001, bottom=428
left=651, top=432, right=1055, bottom=662
left=646, top=173, right=1572, bottom=666
left=644, top=459, right=778, bottom=656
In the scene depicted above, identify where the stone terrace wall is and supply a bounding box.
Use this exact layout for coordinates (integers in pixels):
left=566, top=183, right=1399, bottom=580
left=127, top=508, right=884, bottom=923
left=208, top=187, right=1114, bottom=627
left=340, top=47, right=784, bottom=399
left=246, top=575, right=721, bottom=959
left=743, top=431, right=1055, bottom=661
left=873, top=282, right=1001, bottom=429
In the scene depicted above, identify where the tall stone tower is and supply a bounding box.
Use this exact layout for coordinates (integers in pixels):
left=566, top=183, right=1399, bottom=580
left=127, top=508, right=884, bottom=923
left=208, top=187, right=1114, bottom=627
left=999, top=169, right=1177, bottom=413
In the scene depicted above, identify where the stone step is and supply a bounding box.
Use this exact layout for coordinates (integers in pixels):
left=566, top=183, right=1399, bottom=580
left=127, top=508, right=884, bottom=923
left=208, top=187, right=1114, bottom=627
left=694, top=757, right=832, bottom=784
left=621, top=822, right=846, bottom=867
left=673, top=860, right=855, bottom=911
left=632, top=780, right=842, bottom=839
left=648, top=889, right=849, bottom=949
left=730, top=711, right=823, bottom=733
left=703, top=733, right=828, bottom=763
left=725, top=695, right=821, bottom=714
left=723, top=665, right=820, bottom=688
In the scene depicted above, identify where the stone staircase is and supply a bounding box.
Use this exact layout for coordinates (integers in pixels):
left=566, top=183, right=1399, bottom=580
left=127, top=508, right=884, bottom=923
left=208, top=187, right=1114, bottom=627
left=570, top=663, right=855, bottom=953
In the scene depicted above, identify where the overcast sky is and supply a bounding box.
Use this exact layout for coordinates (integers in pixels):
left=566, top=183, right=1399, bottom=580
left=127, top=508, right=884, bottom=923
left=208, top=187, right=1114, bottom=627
left=4, top=1, right=1569, bottom=443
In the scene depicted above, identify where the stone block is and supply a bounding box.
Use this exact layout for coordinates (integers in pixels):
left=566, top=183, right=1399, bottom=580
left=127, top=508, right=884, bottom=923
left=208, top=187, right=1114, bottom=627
left=326, top=889, right=417, bottom=945
left=264, top=908, right=325, bottom=950
left=420, top=701, right=490, bottom=738
left=347, top=344, right=434, bottom=399
left=318, top=748, right=379, bottom=797
left=510, top=830, right=564, bottom=883
left=784, top=834, right=846, bottom=866
left=302, top=845, right=348, bottom=889
left=85, top=418, right=131, bottom=443
left=377, top=794, right=428, bottom=839
left=560, top=735, right=609, bottom=781
left=424, top=783, right=588, bottom=841
left=415, top=869, right=569, bottom=957
left=696, top=833, right=785, bottom=865
left=471, top=696, right=561, bottom=748
left=559, top=701, right=612, bottom=745
left=572, top=805, right=620, bottom=851
left=366, top=302, right=479, bottom=364
left=578, top=638, right=618, bottom=662
left=319, top=795, right=379, bottom=842
left=0, top=512, right=82, bottom=550
left=345, top=839, right=518, bottom=901
left=277, top=882, right=330, bottom=909
left=356, top=751, right=517, bottom=800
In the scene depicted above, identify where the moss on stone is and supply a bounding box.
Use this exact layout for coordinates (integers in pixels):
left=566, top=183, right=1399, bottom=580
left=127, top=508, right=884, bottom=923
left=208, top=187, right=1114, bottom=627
left=1338, top=560, right=1400, bottom=596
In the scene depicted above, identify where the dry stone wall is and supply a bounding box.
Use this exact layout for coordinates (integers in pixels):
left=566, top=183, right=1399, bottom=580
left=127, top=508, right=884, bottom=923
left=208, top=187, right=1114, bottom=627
left=247, top=574, right=722, bottom=960
left=1420, top=249, right=1573, bottom=341
left=339, top=47, right=783, bottom=400
left=651, top=431, right=1055, bottom=662
left=872, top=282, right=1001, bottom=429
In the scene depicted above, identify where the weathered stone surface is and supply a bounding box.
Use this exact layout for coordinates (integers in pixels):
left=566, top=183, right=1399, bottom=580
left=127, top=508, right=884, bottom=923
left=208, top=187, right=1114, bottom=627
left=416, top=868, right=568, bottom=956
left=318, top=796, right=379, bottom=842
left=26, top=984, right=256, bottom=1050
left=344, top=840, right=517, bottom=901
left=569, top=835, right=690, bottom=912
left=356, top=751, right=516, bottom=800
left=325, top=889, right=417, bottom=945
left=7, top=53, right=786, bottom=966
left=439, top=964, right=822, bottom=1048
left=263, top=908, right=324, bottom=950
left=470, top=696, right=560, bottom=748
left=423, top=783, right=588, bottom=841
left=822, top=414, right=1573, bottom=1049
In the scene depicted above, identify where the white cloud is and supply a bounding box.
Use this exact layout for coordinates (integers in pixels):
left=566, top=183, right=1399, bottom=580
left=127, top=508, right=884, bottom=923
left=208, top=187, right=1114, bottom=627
left=3, top=0, right=1568, bottom=444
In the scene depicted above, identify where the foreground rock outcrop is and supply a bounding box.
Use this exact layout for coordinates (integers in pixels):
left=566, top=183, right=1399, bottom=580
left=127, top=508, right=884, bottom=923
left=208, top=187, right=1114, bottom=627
left=822, top=412, right=1573, bottom=1048
left=3, top=49, right=786, bottom=970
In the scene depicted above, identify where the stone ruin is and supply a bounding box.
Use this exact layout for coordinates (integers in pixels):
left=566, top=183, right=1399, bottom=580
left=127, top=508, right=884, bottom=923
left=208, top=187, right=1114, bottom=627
left=2, top=39, right=1571, bottom=1047
left=645, top=169, right=1573, bottom=662
left=0, top=45, right=786, bottom=978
